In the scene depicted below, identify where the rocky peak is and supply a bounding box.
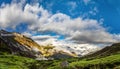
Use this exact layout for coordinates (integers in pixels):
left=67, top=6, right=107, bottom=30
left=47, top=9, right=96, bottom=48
left=0, top=30, right=42, bottom=58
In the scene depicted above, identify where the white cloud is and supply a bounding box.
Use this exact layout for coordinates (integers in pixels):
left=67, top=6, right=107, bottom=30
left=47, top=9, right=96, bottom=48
left=0, top=3, right=39, bottom=28
left=0, top=2, right=119, bottom=44
left=31, top=35, right=59, bottom=45
left=22, top=32, right=32, bottom=37
left=113, top=34, right=120, bottom=41
left=31, top=35, right=59, bottom=41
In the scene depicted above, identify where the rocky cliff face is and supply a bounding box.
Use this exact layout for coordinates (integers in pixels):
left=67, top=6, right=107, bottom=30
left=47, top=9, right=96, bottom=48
left=0, top=30, right=42, bottom=58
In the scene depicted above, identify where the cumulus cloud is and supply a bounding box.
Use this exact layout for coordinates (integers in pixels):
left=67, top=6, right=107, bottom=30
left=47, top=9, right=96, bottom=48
left=31, top=35, right=59, bottom=41
left=0, top=2, right=119, bottom=44
left=112, top=34, right=120, bottom=41
left=31, top=35, right=59, bottom=45
left=22, top=32, right=32, bottom=37
left=0, top=3, right=38, bottom=28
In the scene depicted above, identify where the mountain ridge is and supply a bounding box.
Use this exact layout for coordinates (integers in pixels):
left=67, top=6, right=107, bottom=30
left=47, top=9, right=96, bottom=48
left=83, top=42, right=120, bottom=59
left=0, top=30, right=76, bottom=59
left=0, top=30, right=101, bottom=59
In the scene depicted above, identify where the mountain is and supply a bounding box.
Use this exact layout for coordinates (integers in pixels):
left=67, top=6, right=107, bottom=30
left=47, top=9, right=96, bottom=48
left=0, top=30, right=100, bottom=59
left=52, top=42, right=100, bottom=57
left=0, top=30, right=76, bottom=59
left=44, top=42, right=120, bottom=69
left=1, top=30, right=120, bottom=69
left=84, top=43, right=120, bottom=58
left=0, top=30, right=43, bottom=58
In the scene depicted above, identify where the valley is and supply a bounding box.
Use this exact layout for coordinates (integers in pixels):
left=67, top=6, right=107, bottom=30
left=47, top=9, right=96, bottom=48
left=0, top=30, right=120, bottom=69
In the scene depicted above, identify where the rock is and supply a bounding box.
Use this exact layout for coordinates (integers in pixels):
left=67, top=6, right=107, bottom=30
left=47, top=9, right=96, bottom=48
left=60, top=60, right=69, bottom=68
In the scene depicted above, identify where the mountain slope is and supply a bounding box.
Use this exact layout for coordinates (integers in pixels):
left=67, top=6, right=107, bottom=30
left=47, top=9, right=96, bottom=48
left=84, top=43, right=120, bottom=58
left=0, top=55, right=35, bottom=69
left=0, top=30, right=42, bottom=58
left=0, top=30, right=101, bottom=59
left=45, top=42, right=120, bottom=69
left=0, top=30, right=76, bottom=59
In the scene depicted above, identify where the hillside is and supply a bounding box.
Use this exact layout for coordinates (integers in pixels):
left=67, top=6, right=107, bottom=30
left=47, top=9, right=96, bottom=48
left=0, top=30, right=77, bottom=59
left=42, top=42, right=120, bottom=69
left=1, top=51, right=120, bottom=69
left=19, top=44, right=120, bottom=69
left=0, top=30, right=42, bottom=58
left=83, top=43, right=120, bottom=58
left=0, top=55, right=35, bottom=69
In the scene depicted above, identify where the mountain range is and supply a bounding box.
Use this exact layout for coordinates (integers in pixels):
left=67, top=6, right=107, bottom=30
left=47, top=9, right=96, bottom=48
left=0, top=30, right=100, bottom=59
left=1, top=30, right=120, bottom=69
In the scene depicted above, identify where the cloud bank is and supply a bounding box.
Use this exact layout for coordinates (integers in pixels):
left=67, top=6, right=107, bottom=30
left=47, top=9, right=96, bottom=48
left=0, top=1, right=119, bottom=44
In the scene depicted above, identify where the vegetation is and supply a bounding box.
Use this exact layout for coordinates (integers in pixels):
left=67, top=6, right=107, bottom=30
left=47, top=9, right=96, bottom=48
left=1, top=41, right=120, bottom=69
left=28, top=43, right=120, bottom=69
left=0, top=39, right=11, bottom=55
left=46, top=43, right=120, bottom=69
left=1, top=30, right=120, bottom=69
left=0, top=53, right=120, bottom=69
left=0, top=55, right=35, bottom=69
left=83, top=43, right=120, bottom=58
left=69, top=54, right=120, bottom=69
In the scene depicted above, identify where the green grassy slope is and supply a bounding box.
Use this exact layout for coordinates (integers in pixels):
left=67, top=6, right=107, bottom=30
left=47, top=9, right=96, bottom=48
left=0, top=53, right=120, bottom=69
left=46, top=43, right=120, bottom=69
left=69, top=54, right=120, bottom=69
left=0, top=55, right=35, bottom=69
left=47, top=54, right=120, bottom=69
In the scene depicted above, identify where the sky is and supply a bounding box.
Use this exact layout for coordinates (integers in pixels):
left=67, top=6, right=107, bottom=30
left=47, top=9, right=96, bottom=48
left=0, top=0, right=120, bottom=46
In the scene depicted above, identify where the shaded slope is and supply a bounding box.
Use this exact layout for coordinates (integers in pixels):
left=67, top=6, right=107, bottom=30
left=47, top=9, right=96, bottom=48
left=0, top=38, right=12, bottom=54
left=0, top=30, right=42, bottom=58
left=84, top=43, right=120, bottom=58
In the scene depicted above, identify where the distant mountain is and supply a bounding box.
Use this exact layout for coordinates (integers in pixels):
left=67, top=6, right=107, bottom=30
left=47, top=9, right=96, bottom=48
left=52, top=41, right=100, bottom=57
left=84, top=42, right=120, bottom=58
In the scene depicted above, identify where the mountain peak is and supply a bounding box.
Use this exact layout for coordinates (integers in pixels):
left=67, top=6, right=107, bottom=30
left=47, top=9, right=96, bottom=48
left=0, top=29, right=10, bottom=34
left=0, top=30, right=42, bottom=58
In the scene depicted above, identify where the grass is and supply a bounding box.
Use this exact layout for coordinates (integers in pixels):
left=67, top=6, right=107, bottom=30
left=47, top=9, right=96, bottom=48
left=1, top=53, right=120, bottom=69
left=47, top=54, right=120, bottom=69
left=0, top=55, right=35, bottom=69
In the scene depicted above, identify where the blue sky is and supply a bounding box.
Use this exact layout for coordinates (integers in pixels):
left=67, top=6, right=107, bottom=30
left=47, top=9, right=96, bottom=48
left=0, top=0, right=120, bottom=44
left=0, top=0, right=120, bottom=33
left=41, top=0, right=120, bottom=34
